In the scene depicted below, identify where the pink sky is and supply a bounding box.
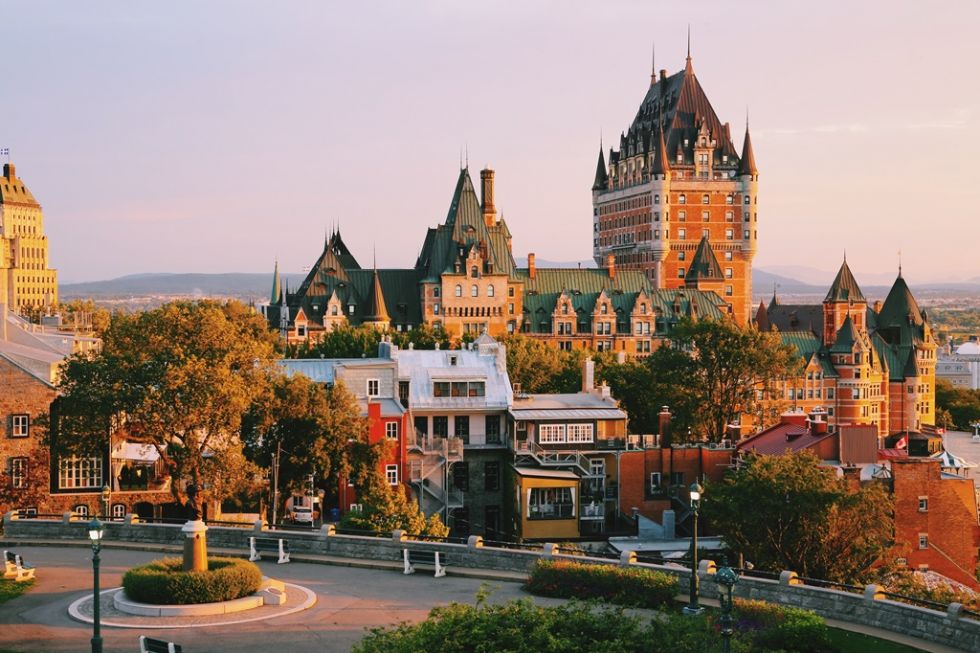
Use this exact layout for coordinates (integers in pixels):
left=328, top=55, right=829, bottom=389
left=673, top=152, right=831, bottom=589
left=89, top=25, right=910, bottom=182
left=4, top=1, right=979, bottom=284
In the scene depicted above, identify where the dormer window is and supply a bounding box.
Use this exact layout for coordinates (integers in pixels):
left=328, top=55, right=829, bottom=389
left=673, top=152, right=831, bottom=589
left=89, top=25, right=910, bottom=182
left=600, top=304, right=608, bottom=314
left=433, top=287, right=440, bottom=298
left=641, top=303, right=647, bottom=314
left=449, top=355, right=458, bottom=366
left=562, top=304, right=569, bottom=315
left=471, top=266, right=479, bottom=278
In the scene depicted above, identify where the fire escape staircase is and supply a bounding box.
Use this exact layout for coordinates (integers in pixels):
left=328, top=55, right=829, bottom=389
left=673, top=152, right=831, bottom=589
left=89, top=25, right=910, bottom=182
left=515, top=440, right=592, bottom=477
left=408, top=432, right=465, bottom=513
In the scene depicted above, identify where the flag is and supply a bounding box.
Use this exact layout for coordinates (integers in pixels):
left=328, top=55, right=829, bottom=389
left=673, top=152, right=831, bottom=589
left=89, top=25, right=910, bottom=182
left=895, top=435, right=908, bottom=450
left=0, top=148, right=8, bottom=156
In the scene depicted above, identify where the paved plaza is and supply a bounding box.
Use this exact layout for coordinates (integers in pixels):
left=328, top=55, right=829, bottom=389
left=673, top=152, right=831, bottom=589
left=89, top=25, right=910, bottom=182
left=0, top=545, right=558, bottom=653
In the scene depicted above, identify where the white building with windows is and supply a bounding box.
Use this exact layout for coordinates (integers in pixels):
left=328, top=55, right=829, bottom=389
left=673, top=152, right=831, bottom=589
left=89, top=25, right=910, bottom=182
left=937, top=340, right=980, bottom=390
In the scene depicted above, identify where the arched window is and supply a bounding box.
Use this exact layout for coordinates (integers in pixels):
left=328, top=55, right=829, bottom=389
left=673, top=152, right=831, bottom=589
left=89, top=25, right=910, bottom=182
left=455, top=284, right=462, bottom=297
left=433, top=287, right=440, bottom=298
left=601, top=304, right=608, bottom=314
left=111, top=504, right=126, bottom=519
left=702, top=194, right=710, bottom=205
left=73, top=504, right=89, bottom=517
left=562, top=304, right=569, bottom=315
left=471, top=266, right=479, bottom=278
left=471, top=285, right=479, bottom=297
left=641, top=303, right=647, bottom=314
left=679, top=194, right=687, bottom=204
left=487, top=284, right=495, bottom=297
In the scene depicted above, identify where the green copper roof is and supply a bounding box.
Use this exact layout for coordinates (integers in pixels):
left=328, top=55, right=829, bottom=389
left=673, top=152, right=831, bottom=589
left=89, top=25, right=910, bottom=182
left=270, top=260, right=281, bottom=304
left=686, top=237, right=723, bottom=282
left=829, top=315, right=861, bottom=353
left=877, top=274, right=923, bottom=329
left=824, top=259, right=866, bottom=303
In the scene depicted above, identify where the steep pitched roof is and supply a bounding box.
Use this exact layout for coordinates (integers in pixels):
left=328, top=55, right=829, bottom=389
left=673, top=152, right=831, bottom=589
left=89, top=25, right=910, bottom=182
left=362, top=267, right=390, bottom=323
left=0, top=163, right=40, bottom=207
left=651, top=125, right=671, bottom=176
left=270, top=260, right=282, bottom=304
left=329, top=231, right=361, bottom=270
left=830, top=315, right=861, bottom=353
left=877, top=274, right=923, bottom=329
left=738, top=126, right=758, bottom=176
left=592, top=147, right=608, bottom=190
left=763, top=303, right=823, bottom=336
left=824, top=259, right=866, bottom=303
left=686, top=237, right=723, bottom=282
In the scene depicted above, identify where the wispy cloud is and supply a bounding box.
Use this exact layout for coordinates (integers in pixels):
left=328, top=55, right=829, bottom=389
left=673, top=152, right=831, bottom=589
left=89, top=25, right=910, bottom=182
left=759, top=109, right=971, bottom=138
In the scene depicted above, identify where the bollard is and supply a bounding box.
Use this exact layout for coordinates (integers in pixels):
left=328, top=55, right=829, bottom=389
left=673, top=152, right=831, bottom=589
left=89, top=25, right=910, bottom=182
left=392, top=529, right=407, bottom=542
left=619, top=550, right=636, bottom=566
left=779, top=570, right=802, bottom=586
left=467, top=535, right=484, bottom=549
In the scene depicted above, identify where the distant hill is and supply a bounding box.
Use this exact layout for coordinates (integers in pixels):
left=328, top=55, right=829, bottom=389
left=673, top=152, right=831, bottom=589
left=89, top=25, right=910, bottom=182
left=60, top=273, right=307, bottom=300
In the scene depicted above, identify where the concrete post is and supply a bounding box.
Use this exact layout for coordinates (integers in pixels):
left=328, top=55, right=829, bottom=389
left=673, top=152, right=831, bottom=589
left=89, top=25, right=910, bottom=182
left=392, top=529, right=407, bottom=542
left=946, top=602, right=964, bottom=621
left=699, top=559, right=716, bottom=577
left=542, top=543, right=557, bottom=558
left=62, top=511, right=73, bottom=524
left=863, top=584, right=884, bottom=601
left=3, top=510, right=18, bottom=526
left=181, top=520, right=208, bottom=572
left=319, top=524, right=336, bottom=538
left=779, top=570, right=802, bottom=586
left=124, top=513, right=138, bottom=525
left=467, top=535, right=484, bottom=549
left=253, top=519, right=267, bottom=533
left=619, top=550, right=636, bottom=566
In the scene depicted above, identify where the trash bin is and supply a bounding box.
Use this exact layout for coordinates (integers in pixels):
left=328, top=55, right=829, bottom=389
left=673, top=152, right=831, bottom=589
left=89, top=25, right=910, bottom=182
left=329, top=508, right=341, bottom=522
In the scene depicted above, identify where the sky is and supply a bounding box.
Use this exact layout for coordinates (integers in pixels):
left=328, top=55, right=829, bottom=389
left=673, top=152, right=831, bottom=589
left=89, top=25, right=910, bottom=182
left=4, top=1, right=980, bottom=285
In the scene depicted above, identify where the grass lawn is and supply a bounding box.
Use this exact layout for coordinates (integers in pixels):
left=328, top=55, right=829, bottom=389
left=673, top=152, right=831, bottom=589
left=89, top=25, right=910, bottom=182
left=828, top=627, right=924, bottom=652
left=0, top=578, right=34, bottom=605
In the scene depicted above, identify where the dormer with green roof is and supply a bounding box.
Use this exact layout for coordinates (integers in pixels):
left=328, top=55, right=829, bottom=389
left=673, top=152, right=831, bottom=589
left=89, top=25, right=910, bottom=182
left=822, top=258, right=868, bottom=346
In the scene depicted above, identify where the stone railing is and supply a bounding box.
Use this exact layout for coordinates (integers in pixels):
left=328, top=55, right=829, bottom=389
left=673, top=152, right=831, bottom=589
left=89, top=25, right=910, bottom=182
left=3, top=512, right=979, bottom=652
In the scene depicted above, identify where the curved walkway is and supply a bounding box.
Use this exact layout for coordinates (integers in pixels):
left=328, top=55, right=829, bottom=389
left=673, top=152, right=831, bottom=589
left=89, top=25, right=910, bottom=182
left=0, top=542, right=958, bottom=653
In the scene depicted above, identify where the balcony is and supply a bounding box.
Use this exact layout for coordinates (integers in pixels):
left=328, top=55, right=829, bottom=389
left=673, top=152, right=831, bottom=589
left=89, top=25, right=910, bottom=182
left=580, top=502, right=605, bottom=520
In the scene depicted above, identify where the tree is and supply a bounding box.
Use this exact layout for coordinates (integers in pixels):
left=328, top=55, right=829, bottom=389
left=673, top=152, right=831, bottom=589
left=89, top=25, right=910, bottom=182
left=631, top=318, right=799, bottom=441
left=341, top=438, right=449, bottom=537
left=242, top=374, right=368, bottom=500
left=703, top=451, right=894, bottom=582
left=57, top=299, right=112, bottom=336
left=936, top=379, right=980, bottom=431
left=54, top=300, right=278, bottom=505
left=286, top=323, right=451, bottom=360
left=0, top=447, right=50, bottom=514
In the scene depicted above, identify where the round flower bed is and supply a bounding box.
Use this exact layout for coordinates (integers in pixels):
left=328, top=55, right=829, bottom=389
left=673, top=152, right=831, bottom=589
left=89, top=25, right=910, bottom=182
left=122, top=557, right=262, bottom=605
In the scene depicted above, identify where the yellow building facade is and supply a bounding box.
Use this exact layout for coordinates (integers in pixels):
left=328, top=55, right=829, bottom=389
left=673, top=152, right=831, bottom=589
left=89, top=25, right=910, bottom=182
left=1, top=163, right=58, bottom=312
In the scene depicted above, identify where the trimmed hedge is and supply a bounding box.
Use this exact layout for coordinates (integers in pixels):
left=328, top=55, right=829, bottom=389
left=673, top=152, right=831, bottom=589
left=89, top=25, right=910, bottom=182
left=525, top=559, right=679, bottom=608
left=122, top=556, right=262, bottom=605
left=734, top=599, right=835, bottom=653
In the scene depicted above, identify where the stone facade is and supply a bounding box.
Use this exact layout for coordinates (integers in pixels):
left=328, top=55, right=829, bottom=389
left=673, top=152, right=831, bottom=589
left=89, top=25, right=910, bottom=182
left=0, top=163, right=58, bottom=312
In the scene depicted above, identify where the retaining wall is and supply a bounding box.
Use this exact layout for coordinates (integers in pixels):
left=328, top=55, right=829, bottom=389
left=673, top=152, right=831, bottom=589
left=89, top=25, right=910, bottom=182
left=4, top=512, right=978, bottom=651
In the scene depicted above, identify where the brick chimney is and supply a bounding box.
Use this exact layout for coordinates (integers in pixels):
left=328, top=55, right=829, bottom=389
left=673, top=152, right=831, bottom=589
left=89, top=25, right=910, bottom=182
left=606, top=254, right=616, bottom=280
left=582, top=357, right=595, bottom=393
left=527, top=253, right=536, bottom=280
left=480, top=168, right=497, bottom=228
left=2, top=163, right=14, bottom=179
left=658, top=406, right=672, bottom=447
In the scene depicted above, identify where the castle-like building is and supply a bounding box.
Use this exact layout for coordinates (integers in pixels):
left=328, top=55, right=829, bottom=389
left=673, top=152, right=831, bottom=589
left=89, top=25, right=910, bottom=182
left=1, top=162, right=58, bottom=312
left=591, top=52, right=758, bottom=324
left=265, top=166, right=728, bottom=354
left=756, top=259, right=937, bottom=437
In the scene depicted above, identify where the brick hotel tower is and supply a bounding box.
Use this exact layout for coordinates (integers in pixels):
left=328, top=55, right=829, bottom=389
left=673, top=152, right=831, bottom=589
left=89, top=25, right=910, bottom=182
left=592, top=48, right=758, bottom=323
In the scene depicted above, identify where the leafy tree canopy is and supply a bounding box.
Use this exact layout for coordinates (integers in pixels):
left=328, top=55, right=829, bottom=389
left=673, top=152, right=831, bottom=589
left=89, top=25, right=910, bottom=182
left=703, top=451, right=894, bottom=582
left=54, top=300, right=277, bottom=503
left=286, top=323, right=451, bottom=359
left=935, top=379, right=980, bottom=431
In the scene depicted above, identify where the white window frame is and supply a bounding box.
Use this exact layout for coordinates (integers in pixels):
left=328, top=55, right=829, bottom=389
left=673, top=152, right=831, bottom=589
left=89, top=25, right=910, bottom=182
left=385, top=464, right=399, bottom=485
left=73, top=504, right=89, bottom=517
left=538, top=424, right=566, bottom=444
left=566, top=423, right=594, bottom=443
left=111, top=504, right=126, bottom=518
left=10, top=457, right=27, bottom=488
left=366, top=378, right=380, bottom=397
left=918, top=496, right=928, bottom=512
left=12, top=414, right=29, bottom=437
left=385, top=421, right=399, bottom=440
left=649, top=472, right=662, bottom=493
left=918, top=533, right=928, bottom=549
left=58, top=456, right=102, bottom=489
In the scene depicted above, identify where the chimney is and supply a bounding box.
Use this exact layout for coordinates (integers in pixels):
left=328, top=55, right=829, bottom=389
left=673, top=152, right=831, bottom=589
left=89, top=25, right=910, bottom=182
left=873, top=300, right=882, bottom=313
left=658, top=406, right=672, bottom=447
left=527, top=253, right=536, bottom=280
left=480, top=168, right=497, bottom=228
left=606, top=254, right=616, bottom=280
left=2, top=163, right=14, bottom=179
left=582, top=357, right=595, bottom=393
left=659, top=69, right=667, bottom=82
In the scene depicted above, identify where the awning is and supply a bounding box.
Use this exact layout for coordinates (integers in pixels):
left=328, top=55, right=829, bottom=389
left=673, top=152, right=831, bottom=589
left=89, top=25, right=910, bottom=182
left=112, top=443, right=160, bottom=462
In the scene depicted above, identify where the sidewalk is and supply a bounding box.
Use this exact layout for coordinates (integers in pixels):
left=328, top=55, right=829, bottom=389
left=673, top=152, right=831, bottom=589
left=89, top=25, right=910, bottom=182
left=0, top=539, right=958, bottom=652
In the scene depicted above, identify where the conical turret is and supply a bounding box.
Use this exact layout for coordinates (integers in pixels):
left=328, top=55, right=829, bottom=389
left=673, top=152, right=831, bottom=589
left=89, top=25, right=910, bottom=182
left=651, top=126, right=671, bottom=178
left=592, top=146, right=608, bottom=191
left=738, top=125, right=758, bottom=177
left=362, top=266, right=390, bottom=328
left=270, top=260, right=282, bottom=304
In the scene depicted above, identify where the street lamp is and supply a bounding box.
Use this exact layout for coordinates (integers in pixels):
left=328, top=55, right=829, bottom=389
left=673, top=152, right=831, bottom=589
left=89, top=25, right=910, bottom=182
left=714, top=561, right=740, bottom=653
left=682, top=481, right=704, bottom=615
left=101, top=485, right=111, bottom=519
left=87, top=517, right=104, bottom=653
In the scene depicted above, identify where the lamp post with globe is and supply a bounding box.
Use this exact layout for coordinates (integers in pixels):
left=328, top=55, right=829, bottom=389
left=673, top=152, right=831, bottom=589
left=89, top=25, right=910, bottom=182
left=714, top=561, right=740, bottom=653
left=87, top=517, right=104, bottom=653
left=682, top=481, right=704, bottom=615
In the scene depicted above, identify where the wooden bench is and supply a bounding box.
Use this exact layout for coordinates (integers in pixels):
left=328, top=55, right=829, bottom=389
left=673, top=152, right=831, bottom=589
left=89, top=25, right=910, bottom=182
left=402, top=549, right=447, bottom=578
left=3, top=550, right=35, bottom=582
left=248, top=536, right=290, bottom=564
left=139, top=635, right=182, bottom=653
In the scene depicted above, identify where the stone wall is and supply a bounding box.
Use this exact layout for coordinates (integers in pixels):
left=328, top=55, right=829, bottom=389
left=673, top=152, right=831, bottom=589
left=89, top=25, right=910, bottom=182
left=4, top=513, right=979, bottom=651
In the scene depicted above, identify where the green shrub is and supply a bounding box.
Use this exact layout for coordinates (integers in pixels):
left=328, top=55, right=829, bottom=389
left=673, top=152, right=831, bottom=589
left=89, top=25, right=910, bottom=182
left=525, top=559, right=679, bottom=609
left=122, top=556, right=262, bottom=605
left=734, top=599, right=835, bottom=653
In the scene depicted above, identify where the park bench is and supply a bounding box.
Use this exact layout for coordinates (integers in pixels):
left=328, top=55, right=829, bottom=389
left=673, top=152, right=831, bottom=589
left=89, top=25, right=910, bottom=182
left=139, top=635, right=182, bottom=653
left=248, top=536, right=290, bottom=564
left=3, top=550, right=35, bottom=582
left=402, top=548, right=447, bottom=578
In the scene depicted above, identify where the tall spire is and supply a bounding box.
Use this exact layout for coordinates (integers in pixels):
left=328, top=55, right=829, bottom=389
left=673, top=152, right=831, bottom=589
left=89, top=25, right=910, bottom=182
left=738, top=118, right=758, bottom=176
left=363, top=261, right=391, bottom=326
left=592, top=143, right=608, bottom=190
left=685, top=25, right=693, bottom=73
left=650, top=42, right=656, bottom=86
left=270, top=259, right=282, bottom=304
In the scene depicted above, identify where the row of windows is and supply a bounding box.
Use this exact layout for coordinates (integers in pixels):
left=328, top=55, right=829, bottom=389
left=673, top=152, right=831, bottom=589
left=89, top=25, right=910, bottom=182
left=538, top=423, right=595, bottom=444
left=432, top=380, right=486, bottom=398
left=452, top=284, right=496, bottom=298
left=416, top=415, right=502, bottom=444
